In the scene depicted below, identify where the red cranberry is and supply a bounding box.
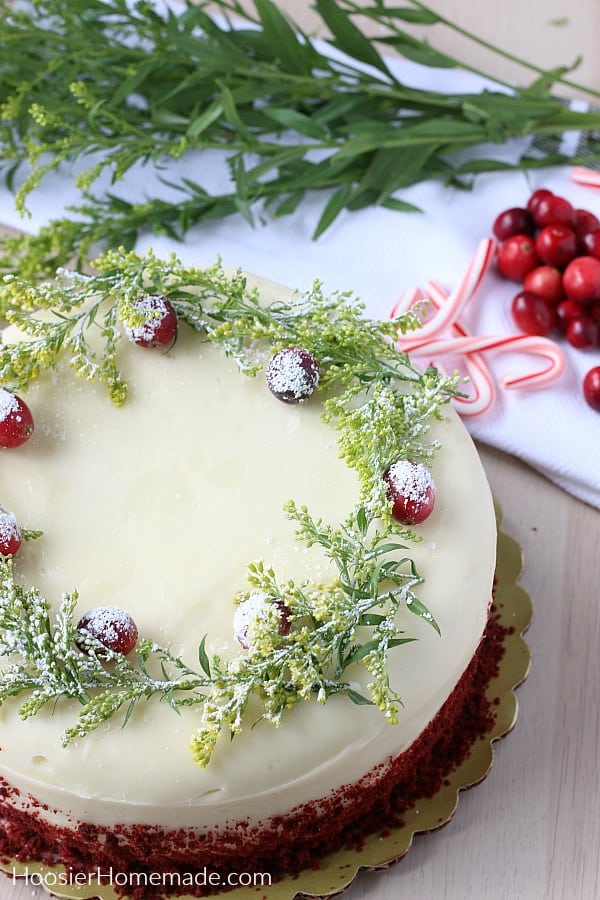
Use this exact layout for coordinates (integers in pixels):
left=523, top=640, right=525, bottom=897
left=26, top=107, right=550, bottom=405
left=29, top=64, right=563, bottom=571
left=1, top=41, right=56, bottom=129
left=511, top=291, right=557, bottom=336
left=0, top=511, right=22, bottom=557
left=77, top=607, right=138, bottom=656
left=125, top=295, right=178, bottom=348
left=533, top=194, right=575, bottom=229
left=580, top=229, right=600, bottom=260
left=556, top=299, right=586, bottom=334
left=233, top=593, right=292, bottom=649
left=574, top=208, right=600, bottom=236
left=526, top=188, right=553, bottom=217
left=535, top=225, right=578, bottom=268
left=522, top=266, right=564, bottom=305
left=588, top=300, right=600, bottom=323
left=384, top=460, right=436, bottom=526
left=0, top=390, right=34, bottom=449
left=583, top=366, right=600, bottom=411
left=496, top=234, right=540, bottom=281
left=492, top=207, right=534, bottom=241
left=566, top=316, right=600, bottom=350
left=563, top=256, right=600, bottom=304
left=266, top=348, right=319, bottom=404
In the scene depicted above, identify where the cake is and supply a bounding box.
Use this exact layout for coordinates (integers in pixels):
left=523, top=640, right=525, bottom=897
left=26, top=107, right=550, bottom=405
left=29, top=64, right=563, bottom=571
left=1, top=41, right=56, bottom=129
left=0, top=253, right=498, bottom=897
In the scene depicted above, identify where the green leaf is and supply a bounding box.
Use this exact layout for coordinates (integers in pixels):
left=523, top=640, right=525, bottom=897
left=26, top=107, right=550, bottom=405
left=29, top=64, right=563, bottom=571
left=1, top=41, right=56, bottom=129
left=220, top=86, right=251, bottom=139
left=406, top=595, right=440, bottom=634
left=312, top=182, right=353, bottom=238
left=198, top=636, right=211, bottom=678
left=378, top=7, right=441, bottom=24
left=345, top=688, right=374, bottom=706
left=314, top=0, right=393, bottom=77
left=377, top=33, right=456, bottom=68
left=149, top=109, right=190, bottom=128
left=122, top=696, right=137, bottom=728
left=110, top=61, right=157, bottom=107
left=356, top=506, right=369, bottom=536
left=381, top=197, right=422, bottom=213
left=359, top=613, right=386, bottom=625
left=253, top=0, right=313, bottom=75
left=3, top=162, right=21, bottom=194
left=343, top=636, right=416, bottom=670
left=262, top=107, right=329, bottom=141
left=186, top=98, right=224, bottom=139
left=342, top=640, right=379, bottom=667
left=272, top=190, right=305, bottom=217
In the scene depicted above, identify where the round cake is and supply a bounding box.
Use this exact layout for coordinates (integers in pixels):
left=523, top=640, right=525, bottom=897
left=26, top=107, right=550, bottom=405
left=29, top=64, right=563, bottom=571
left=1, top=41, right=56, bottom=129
left=0, top=257, right=497, bottom=896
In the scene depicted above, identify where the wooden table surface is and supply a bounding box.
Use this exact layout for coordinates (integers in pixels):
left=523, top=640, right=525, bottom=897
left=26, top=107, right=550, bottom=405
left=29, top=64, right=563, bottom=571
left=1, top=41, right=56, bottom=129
left=2, top=2, right=599, bottom=899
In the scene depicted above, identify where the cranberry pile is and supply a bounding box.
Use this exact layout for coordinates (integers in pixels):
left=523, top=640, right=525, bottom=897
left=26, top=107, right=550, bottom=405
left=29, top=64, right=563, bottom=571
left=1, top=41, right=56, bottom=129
left=493, top=188, right=600, bottom=411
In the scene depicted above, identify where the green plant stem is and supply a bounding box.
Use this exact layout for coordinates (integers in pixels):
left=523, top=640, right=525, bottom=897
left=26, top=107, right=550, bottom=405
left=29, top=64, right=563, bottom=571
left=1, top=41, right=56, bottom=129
left=2, top=0, right=600, bottom=281
left=404, top=0, right=599, bottom=99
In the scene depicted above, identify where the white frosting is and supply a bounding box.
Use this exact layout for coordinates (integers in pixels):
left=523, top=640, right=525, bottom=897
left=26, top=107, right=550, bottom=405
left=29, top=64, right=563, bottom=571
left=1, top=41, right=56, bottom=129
left=0, top=275, right=496, bottom=831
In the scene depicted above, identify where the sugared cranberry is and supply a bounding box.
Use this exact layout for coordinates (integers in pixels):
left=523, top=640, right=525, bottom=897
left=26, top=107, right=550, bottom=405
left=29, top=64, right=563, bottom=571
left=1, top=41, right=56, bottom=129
left=492, top=207, right=534, bottom=241
left=566, top=316, right=600, bottom=350
left=266, top=347, right=319, bottom=404
left=522, top=266, right=564, bottom=305
left=574, top=209, right=600, bottom=236
left=563, top=256, right=600, bottom=304
left=532, top=194, right=575, bottom=229
left=384, top=460, right=436, bottom=526
left=77, top=607, right=138, bottom=655
left=583, top=366, right=600, bottom=411
left=526, top=188, right=553, bottom=217
left=535, top=225, right=578, bottom=268
left=0, top=511, right=22, bottom=557
left=511, top=291, right=557, bottom=336
left=233, top=592, right=292, bottom=650
left=580, top=229, right=600, bottom=260
left=125, top=295, right=178, bottom=348
left=496, top=234, right=540, bottom=281
left=0, top=389, right=34, bottom=449
left=556, top=299, right=586, bottom=334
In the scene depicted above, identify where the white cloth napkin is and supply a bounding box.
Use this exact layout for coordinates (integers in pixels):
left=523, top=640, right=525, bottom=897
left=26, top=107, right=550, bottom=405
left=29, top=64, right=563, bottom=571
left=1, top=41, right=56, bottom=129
left=1, top=49, right=599, bottom=509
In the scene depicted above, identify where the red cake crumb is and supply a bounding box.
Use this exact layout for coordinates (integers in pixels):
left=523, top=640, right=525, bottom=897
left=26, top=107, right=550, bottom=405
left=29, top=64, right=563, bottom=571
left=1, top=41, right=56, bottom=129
left=0, top=610, right=507, bottom=899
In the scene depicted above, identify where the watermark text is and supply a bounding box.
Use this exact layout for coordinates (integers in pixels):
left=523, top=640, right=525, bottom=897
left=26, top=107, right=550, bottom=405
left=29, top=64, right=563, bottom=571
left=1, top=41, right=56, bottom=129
left=13, top=865, right=272, bottom=891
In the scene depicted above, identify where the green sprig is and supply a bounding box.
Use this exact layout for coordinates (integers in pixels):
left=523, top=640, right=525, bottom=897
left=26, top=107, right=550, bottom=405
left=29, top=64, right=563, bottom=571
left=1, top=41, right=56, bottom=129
left=0, top=245, right=451, bottom=404
left=0, top=249, right=454, bottom=765
left=2, top=0, right=600, bottom=281
left=0, top=557, right=210, bottom=733
left=0, top=501, right=438, bottom=767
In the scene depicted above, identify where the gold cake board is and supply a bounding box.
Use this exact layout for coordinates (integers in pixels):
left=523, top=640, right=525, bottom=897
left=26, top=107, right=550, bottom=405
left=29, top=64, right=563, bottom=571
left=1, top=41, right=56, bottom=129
left=2, top=507, right=531, bottom=900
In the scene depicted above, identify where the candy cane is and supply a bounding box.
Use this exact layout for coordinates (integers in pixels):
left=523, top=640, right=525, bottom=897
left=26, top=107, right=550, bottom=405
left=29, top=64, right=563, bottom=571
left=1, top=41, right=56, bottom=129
left=408, top=238, right=496, bottom=338
left=571, top=166, right=600, bottom=190
left=405, top=333, right=566, bottom=390
left=423, top=280, right=496, bottom=415
left=389, top=237, right=565, bottom=416
left=392, top=273, right=497, bottom=415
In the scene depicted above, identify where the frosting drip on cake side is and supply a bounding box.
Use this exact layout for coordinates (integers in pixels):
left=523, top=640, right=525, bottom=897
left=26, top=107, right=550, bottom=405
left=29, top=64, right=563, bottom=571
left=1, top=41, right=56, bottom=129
left=0, top=275, right=496, bottom=830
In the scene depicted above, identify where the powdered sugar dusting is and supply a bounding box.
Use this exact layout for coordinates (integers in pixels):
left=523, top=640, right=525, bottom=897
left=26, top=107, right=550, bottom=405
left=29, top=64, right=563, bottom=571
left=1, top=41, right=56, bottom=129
left=266, top=348, right=319, bottom=403
left=387, top=460, right=436, bottom=504
left=78, top=606, right=138, bottom=654
left=0, top=389, right=18, bottom=423
left=0, top=511, right=20, bottom=546
left=233, top=592, right=271, bottom=649
left=125, top=295, right=172, bottom=344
